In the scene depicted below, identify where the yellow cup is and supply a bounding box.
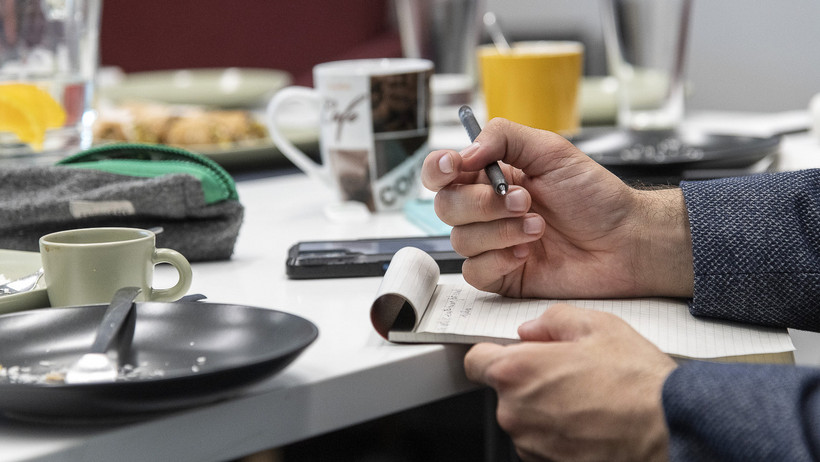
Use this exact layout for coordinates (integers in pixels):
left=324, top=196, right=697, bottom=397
left=478, top=41, right=584, bottom=135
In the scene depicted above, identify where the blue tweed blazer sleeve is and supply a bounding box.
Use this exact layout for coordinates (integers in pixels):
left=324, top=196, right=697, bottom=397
left=661, top=170, right=820, bottom=460
left=681, top=169, right=820, bottom=330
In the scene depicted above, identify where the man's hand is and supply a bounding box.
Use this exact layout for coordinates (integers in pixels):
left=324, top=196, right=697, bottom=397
left=421, top=118, right=694, bottom=299
left=465, top=304, right=678, bottom=462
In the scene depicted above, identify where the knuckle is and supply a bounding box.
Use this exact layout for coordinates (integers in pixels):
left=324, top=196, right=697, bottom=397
left=461, top=259, right=496, bottom=293
left=475, top=187, right=499, bottom=217
left=485, top=117, right=513, bottom=132
left=484, top=354, right=526, bottom=387
left=448, top=227, right=470, bottom=256
left=546, top=303, right=578, bottom=322
left=495, top=404, right=521, bottom=434
left=498, top=219, right=520, bottom=243
left=433, top=190, right=457, bottom=226
left=450, top=225, right=495, bottom=259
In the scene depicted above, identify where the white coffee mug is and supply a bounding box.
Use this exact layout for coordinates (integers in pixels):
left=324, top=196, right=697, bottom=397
left=266, top=58, right=433, bottom=212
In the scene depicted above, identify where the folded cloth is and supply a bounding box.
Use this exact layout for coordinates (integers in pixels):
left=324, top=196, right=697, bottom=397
left=0, top=143, right=243, bottom=261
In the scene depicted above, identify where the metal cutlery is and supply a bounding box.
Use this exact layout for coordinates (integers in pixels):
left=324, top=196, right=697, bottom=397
left=64, top=287, right=141, bottom=384
left=0, top=268, right=44, bottom=295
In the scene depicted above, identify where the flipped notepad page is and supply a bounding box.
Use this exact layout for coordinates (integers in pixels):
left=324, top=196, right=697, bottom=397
left=371, top=247, right=795, bottom=361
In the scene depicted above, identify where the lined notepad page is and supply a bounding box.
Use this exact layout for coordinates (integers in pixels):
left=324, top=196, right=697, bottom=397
left=417, top=285, right=794, bottom=359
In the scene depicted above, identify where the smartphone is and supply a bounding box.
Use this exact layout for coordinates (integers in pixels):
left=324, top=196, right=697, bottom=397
left=286, top=235, right=463, bottom=279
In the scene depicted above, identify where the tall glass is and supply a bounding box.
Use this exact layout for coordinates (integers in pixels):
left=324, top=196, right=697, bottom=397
left=0, top=0, right=102, bottom=161
left=394, top=0, right=483, bottom=128
left=600, top=0, right=692, bottom=131
left=394, top=0, right=483, bottom=76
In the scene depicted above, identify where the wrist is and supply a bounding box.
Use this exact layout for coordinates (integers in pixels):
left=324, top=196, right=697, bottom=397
left=631, top=188, right=694, bottom=297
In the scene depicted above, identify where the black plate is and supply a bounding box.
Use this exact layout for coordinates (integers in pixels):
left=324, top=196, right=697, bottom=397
left=0, top=302, right=318, bottom=422
left=567, top=127, right=781, bottom=184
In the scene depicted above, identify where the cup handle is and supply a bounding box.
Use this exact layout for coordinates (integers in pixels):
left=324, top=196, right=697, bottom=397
left=266, top=86, right=331, bottom=187
left=149, top=248, right=193, bottom=302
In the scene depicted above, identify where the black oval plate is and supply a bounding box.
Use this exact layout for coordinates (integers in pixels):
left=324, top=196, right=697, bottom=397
left=568, top=127, right=780, bottom=168
left=566, top=127, right=781, bottom=184
left=0, top=302, right=318, bottom=421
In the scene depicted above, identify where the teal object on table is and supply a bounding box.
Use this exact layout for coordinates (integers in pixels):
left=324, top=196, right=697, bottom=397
left=404, top=198, right=451, bottom=235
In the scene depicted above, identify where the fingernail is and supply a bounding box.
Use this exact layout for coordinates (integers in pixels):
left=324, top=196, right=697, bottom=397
left=513, top=244, right=529, bottom=258
left=459, top=142, right=480, bottom=159
left=505, top=189, right=528, bottom=213
left=438, top=153, right=453, bottom=174
left=518, top=319, right=537, bottom=332
left=523, top=216, right=543, bottom=235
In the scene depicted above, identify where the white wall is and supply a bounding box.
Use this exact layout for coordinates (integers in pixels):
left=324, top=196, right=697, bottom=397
left=485, top=0, right=820, bottom=112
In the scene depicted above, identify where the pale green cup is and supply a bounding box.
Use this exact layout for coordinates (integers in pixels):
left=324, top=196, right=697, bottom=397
left=39, top=227, right=192, bottom=307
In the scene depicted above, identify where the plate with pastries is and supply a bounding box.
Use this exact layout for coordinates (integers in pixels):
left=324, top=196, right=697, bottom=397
left=94, top=68, right=319, bottom=168
left=93, top=101, right=318, bottom=169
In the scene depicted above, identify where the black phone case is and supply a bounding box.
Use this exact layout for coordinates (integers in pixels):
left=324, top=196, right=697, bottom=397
left=285, top=236, right=464, bottom=279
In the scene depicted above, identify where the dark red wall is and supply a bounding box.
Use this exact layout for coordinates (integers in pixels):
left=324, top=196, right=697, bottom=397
left=99, top=0, right=402, bottom=85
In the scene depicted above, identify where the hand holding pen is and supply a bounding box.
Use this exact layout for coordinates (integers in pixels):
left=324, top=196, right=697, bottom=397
left=458, top=105, right=509, bottom=196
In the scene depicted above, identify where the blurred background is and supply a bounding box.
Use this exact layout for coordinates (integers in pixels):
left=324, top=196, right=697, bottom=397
left=99, top=0, right=820, bottom=112
left=486, top=0, right=820, bottom=112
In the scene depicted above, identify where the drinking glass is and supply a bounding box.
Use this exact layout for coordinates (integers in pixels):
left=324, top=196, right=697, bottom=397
left=600, top=0, right=693, bottom=131
left=0, top=0, right=102, bottom=161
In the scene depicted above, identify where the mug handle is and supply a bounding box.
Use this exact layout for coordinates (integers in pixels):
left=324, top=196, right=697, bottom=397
left=149, top=248, right=193, bottom=302
left=266, top=87, right=332, bottom=187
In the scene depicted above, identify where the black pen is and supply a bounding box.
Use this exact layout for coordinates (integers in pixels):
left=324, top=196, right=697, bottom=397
left=458, top=105, right=508, bottom=196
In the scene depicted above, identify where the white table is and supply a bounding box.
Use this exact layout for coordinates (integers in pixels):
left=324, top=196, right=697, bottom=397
left=3, top=112, right=820, bottom=461
left=0, top=173, right=478, bottom=462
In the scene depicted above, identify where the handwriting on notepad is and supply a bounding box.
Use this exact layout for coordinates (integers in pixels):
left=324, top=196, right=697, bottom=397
left=435, top=288, right=457, bottom=331
left=370, top=246, right=794, bottom=361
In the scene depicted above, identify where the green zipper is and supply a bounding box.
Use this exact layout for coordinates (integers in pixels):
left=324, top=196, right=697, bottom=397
left=57, top=143, right=238, bottom=204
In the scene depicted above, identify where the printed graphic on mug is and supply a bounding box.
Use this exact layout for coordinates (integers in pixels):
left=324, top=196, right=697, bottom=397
left=331, top=148, right=373, bottom=209
left=323, top=68, right=431, bottom=211
left=267, top=58, right=433, bottom=213
left=371, top=71, right=430, bottom=209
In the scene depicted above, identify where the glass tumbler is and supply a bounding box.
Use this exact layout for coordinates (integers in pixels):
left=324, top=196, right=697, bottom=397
left=0, top=0, right=102, bottom=162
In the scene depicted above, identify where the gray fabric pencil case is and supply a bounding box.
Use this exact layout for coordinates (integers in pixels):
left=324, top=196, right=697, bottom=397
left=0, top=143, right=243, bottom=261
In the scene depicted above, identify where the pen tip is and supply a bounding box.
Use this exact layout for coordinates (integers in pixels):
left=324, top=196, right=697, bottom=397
left=498, top=184, right=507, bottom=195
